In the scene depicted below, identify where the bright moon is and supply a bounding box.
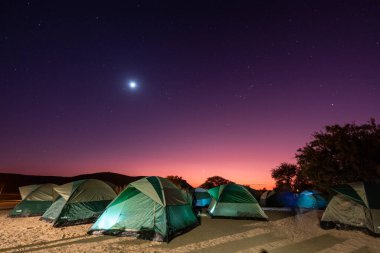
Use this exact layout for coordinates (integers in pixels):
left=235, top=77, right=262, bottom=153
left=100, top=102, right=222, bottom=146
left=129, top=81, right=137, bottom=89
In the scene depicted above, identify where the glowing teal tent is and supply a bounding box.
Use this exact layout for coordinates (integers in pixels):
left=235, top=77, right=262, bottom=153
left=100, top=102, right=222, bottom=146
left=297, top=190, right=327, bottom=209
left=207, top=184, right=268, bottom=219
left=88, top=176, right=199, bottom=242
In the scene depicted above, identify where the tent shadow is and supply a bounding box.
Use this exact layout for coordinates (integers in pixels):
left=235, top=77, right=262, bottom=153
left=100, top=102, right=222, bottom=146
left=7, top=235, right=117, bottom=253
left=0, top=235, right=87, bottom=252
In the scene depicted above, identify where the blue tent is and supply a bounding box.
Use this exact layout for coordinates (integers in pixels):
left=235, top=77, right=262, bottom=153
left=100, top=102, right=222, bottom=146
left=277, top=191, right=298, bottom=208
left=260, top=190, right=297, bottom=207
left=297, top=190, right=327, bottom=209
left=193, top=188, right=211, bottom=207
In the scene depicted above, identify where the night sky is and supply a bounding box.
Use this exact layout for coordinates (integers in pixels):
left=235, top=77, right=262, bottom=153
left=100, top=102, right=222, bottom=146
left=1, top=1, right=380, bottom=188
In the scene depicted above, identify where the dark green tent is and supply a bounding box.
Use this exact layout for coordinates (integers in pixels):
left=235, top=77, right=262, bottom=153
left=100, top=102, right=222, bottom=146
left=321, top=182, right=380, bottom=235
left=208, top=184, right=268, bottom=219
left=88, top=176, right=199, bottom=242
left=9, top=184, right=57, bottom=217
left=41, top=179, right=116, bottom=227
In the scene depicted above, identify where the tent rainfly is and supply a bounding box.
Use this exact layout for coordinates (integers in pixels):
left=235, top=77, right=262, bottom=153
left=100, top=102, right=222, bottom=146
left=9, top=184, right=57, bottom=217
left=321, top=182, right=380, bottom=235
left=88, top=176, right=199, bottom=242
left=207, top=184, right=268, bottom=220
left=41, top=179, right=116, bottom=227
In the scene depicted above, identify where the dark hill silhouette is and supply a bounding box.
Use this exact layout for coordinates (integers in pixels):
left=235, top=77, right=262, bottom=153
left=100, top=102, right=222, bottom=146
left=0, top=172, right=143, bottom=194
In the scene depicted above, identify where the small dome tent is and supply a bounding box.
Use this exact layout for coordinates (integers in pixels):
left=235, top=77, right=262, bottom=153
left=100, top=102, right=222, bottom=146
left=321, top=182, right=380, bottom=235
left=259, top=190, right=278, bottom=207
left=41, top=179, right=116, bottom=227
left=9, top=183, right=57, bottom=217
left=297, top=190, right=327, bottom=209
left=193, top=188, right=212, bottom=207
left=207, top=184, right=268, bottom=219
left=88, top=176, right=199, bottom=242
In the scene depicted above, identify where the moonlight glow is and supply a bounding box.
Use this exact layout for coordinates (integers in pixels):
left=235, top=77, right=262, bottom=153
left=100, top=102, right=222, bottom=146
left=129, top=81, right=137, bottom=89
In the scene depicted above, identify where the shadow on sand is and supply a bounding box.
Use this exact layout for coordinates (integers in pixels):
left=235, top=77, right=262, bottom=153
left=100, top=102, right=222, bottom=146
left=0, top=235, right=117, bottom=252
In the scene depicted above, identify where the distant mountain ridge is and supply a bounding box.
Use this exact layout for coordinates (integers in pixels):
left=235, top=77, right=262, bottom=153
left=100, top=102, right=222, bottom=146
left=0, top=172, right=144, bottom=194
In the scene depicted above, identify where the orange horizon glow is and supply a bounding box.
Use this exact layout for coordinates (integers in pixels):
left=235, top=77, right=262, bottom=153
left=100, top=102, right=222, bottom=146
left=0, top=129, right=304, bottom=190
left=0, top=157, right=289, bottom=190
left=0, top=167, right=276, bottom=190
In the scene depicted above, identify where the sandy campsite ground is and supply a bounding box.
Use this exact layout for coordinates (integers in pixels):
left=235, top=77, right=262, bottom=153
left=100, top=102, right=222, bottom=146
left=0, top=209, right=379, bottom=253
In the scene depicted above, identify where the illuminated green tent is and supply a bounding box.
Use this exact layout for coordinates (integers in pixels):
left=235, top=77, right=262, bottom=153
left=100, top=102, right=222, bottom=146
left=208, top=184, right=268, bottom=219
left=9, top=184, right=57, bottom=217
left=41, top=179, right=116, bottom=227
left=321, top=182, right=380, bottom=235
left=88, top=176, right=199, bottom=242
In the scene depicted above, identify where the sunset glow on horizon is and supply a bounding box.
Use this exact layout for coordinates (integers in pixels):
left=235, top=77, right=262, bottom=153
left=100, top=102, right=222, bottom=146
left=0, top=116, right=372, bottom=189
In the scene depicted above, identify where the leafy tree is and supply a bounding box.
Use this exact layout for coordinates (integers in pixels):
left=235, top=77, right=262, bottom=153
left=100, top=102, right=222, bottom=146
left=166, top=175, right=193, bottom=191
left=199, top=176, right=233, bottom=189
left=271, top=163, right=314, bottom=192
left=296, top=119, right=380, bottom=191
left=292, top=169, right=313, bottom=192
left=271, top=163, right=297, bottom=190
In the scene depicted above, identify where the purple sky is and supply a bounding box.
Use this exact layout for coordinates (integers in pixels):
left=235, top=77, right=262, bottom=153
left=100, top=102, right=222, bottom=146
left=1, top=1, right=380, bottom=187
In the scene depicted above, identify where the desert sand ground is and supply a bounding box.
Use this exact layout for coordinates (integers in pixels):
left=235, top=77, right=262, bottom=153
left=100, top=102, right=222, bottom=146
left=0, top=209, right=379, bottom=253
